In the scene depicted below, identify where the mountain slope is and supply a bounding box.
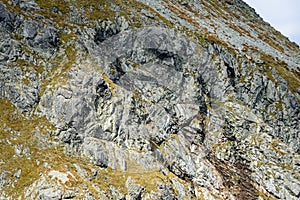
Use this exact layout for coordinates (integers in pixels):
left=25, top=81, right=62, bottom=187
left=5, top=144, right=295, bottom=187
left=0, top=0, right=299, bottom=199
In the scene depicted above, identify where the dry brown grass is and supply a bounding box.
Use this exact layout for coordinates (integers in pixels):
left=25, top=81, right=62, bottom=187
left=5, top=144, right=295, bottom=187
left=258, top=33, right=285, bottom=53
left=260, top=52, right=299, bottom=92
left=228, top=23, right=253, bottom=38
left=0, top=98, right=56, bottom=198
left=162, top=0, right=200, bottom=29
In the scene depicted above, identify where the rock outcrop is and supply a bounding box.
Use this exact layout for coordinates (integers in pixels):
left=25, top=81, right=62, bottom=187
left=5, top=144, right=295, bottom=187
left=0, top=0, right=299, bottom=199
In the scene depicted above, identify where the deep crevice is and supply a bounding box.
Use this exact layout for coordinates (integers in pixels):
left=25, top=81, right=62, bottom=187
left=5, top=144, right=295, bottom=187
left=146, top=48, right=184, bottom=71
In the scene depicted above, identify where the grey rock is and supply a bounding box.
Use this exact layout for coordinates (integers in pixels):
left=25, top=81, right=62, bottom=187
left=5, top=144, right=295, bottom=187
left=37, top=188, right=63, bottom=200
left=1, top=1, right=300, bottom=199
left=0, top=65, right=40, bottom=112
left=68, top=6, right=89, bottom=24
left=19, top=0, right=40, bottom=11
left=156, top=184, right=177, bottom=200
left=82, top=138, right=108, bottom=167
left=0, top=3, right=21, bottom=32
left=35, top=25, right=299, bottom=199
left=94, top=16, right=129, bottom=44
left=109, top=186, right=125, bottom=200
left=171, top=178, right=189, bottom=199
left=125, top=177, right=144, bottom=200
left=0, top=171, right=9, bottom=190
left=0, top=38, right=22, bottom=61
left=33, top=27, right=58, bottom=50
left=23, top=20, right=38, bottom=39
left=41, top=27, right=208, bottom=177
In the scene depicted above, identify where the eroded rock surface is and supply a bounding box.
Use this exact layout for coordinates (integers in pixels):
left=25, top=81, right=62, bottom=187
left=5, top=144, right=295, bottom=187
left=0, top=0, right=299, bottom=199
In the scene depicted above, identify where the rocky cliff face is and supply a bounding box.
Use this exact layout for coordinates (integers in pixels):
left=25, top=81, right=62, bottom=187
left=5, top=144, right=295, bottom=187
left=0, top=0, right=299, bottom=199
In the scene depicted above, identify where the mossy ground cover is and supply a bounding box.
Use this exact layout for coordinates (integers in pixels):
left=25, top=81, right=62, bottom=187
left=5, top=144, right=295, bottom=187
left=260, top=52, right=300, bottom=93
left=0, top=98, right=55, bottom=198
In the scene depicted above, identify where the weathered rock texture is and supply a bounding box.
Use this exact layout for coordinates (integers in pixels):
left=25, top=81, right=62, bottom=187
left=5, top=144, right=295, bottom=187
left=0, top=0, right=299, bottom=199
